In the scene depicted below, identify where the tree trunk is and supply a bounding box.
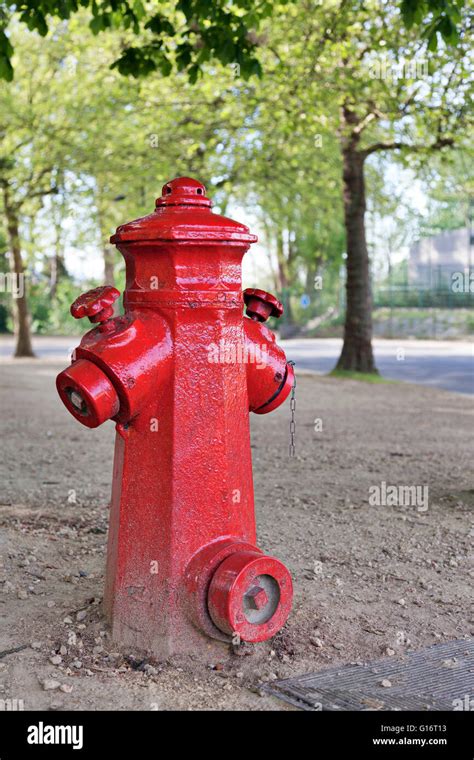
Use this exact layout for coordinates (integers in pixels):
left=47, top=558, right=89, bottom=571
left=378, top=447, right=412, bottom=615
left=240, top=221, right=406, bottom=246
left=50, top=185, right=68, bottom=298
left=276, top=229, right=294, bottom=325
left=335, top=148, right=377, bottom=373
left=103, top=243, right=116, bottom=286
left=3, top=195, right=35, bottom=358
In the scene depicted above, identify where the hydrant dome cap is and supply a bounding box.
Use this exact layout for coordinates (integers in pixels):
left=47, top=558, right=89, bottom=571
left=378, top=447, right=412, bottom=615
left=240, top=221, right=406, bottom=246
left=110, top=176, right=257, bottom=245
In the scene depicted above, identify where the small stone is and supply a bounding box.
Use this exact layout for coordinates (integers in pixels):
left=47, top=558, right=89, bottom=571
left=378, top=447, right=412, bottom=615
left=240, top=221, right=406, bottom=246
left=231, top=641, right=253, bottom=657
left=397, top=598, right=406, bottom=606
left=31, top=641, right=42, bottom=650
left=63, top=617, right=73, bottom=625
left=46, top=601, right=55, bottom=608
left=442, top=658, right=457, bottom=669
left=143, top=664, right=158, bottom=676
left=17, top=589, right=28, bottom=600
left=310, top=636, right=324, bottom=648
left=381, top=679, right=392, bottom=688
left=50, top=655, right=62, bottom=665
left=60, top=683, right=73, bottom=693
left=72, top=660, right=83, bottom=669
left=42, top=679, right=61, bottom=691
left=59, top=645, right=67, bottom=656
left=385, top=648, right=395, bottom=657
left=76, top=610, right=87, bottom=622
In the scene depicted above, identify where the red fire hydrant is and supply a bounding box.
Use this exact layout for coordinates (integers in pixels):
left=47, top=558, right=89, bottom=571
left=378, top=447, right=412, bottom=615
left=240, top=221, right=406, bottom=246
left=56, top=177, right=294, bottom=658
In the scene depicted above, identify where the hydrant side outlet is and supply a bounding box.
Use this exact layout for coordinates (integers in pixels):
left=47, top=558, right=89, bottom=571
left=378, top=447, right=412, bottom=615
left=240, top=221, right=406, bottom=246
left=56, top=177, right=294, bottom=658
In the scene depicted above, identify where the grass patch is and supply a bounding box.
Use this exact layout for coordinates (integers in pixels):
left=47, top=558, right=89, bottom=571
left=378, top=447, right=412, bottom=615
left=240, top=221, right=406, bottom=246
left=328, top=369, right=396, bottom=384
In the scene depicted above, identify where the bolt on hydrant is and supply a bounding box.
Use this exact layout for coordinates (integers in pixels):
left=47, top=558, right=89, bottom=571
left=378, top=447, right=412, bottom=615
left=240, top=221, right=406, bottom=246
left=56, top=177, right=294, bottom=658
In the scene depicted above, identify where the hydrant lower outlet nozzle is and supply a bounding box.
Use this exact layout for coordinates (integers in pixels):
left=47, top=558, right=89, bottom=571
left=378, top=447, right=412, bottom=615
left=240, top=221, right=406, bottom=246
left=56, top=176, right=294, bottom=659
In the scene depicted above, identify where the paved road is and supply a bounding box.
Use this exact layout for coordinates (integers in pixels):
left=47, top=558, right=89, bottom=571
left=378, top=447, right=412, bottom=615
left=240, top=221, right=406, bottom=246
left=1, top=335, right=473, bottom=395
left=281, top=338, right=474, bottom=395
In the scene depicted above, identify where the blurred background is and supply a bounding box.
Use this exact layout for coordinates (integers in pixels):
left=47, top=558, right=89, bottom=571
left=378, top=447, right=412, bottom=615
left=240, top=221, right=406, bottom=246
left=0, top=0, right=472, bottom=385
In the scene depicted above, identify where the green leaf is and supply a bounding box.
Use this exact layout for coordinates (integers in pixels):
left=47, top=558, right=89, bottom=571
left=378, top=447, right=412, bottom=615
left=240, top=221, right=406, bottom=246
left=427, top=30, right=438, bottom=50
left=400, top=0, right=424, bottom=29
left=158, top=55, right=172, bottom=77
left=89, top=15, right=104, bottom=34
left=438, top=16, right=459, bottom=44
left=0, top=53, right=14, bottom=82
left=0, top=30, right=14, bottom=59
left=176, top=43, right=193, bottom=70
left=145, top=14, right=175, bottom=36
left=187, top=62, right=200, bottom=84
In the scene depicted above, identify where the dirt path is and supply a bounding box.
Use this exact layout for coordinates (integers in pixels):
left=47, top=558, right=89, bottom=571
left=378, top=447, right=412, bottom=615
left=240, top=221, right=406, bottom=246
left=0, top=358, right=472, bottom=710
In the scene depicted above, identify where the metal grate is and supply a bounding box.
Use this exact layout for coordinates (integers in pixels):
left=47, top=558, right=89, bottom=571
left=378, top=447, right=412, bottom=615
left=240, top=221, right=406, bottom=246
left=262, top=638, right=474, bottom=711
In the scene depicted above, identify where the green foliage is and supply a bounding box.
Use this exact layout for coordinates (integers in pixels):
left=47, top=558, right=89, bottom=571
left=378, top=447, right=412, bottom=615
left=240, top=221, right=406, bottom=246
left=0, top=1, right=468, bottom=84
left=0, top=0, right=271, bottom=82
left=400, top=0, right=464, bottom=49
left=29, top=278, right=90, bottom=335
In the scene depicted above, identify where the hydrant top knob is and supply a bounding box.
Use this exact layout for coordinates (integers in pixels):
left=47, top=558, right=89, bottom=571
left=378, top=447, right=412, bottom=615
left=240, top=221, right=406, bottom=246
left=71, top=285, right=120, bottom=324
left=156, top=176, right=212, bottom=209
left=243, top=288, right=284, bottom=322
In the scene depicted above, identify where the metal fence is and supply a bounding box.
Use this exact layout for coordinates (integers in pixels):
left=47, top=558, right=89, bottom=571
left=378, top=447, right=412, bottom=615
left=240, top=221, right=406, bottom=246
left=373, top=285, right=474, bottom=309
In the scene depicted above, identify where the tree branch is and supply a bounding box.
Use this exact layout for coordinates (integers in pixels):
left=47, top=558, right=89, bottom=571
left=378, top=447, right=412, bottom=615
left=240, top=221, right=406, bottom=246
left=361, top=135, right=454, bottom=159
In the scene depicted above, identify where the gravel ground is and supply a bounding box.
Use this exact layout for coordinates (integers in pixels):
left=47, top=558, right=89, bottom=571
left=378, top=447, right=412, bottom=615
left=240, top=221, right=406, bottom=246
left=0, top=357, right=473, bottom=710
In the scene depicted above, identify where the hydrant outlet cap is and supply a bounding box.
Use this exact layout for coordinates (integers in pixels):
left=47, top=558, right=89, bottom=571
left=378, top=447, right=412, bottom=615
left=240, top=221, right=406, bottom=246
left=207, top=550, right=293, bottom=643
left=56, top=359, right=120, bottom=428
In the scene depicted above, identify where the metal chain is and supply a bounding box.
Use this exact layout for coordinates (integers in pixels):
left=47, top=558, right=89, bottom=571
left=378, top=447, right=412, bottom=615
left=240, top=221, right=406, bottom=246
left=288, top=361, right=296, bottom=457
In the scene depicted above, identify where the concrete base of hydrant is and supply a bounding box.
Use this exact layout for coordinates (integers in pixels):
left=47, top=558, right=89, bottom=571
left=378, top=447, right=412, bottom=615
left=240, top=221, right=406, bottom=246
left=104, top=586, right=233, bottom=662
left=107, top=618, right=231, bottom=663
left=103, top=537, right=293, bottom=658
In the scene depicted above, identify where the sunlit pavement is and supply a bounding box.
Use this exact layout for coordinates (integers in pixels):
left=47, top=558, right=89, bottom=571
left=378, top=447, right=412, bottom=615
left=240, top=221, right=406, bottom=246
left=0, top=335, right=473, bottom=395
left=281, top=338, right=474, bottom=395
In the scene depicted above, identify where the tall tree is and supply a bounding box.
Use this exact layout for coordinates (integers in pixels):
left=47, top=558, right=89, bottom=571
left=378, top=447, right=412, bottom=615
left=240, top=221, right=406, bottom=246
left=0, top=25, right=78, bottom=354
left=242, top=0, right=473, bottom=371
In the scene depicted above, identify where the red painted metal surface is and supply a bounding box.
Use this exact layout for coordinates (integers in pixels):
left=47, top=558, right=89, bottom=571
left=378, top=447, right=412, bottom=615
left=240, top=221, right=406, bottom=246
left=56, top=177, right=294, bottom=658
left=71, top=286, right=120, bottom=324
left=208, top=551, right=293, bottom=642
left=243, top=288, right=284, bottom=322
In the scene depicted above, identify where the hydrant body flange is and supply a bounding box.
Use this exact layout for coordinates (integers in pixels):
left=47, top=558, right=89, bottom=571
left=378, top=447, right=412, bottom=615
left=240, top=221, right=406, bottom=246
left=56, top=177, right=294, bottom=658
